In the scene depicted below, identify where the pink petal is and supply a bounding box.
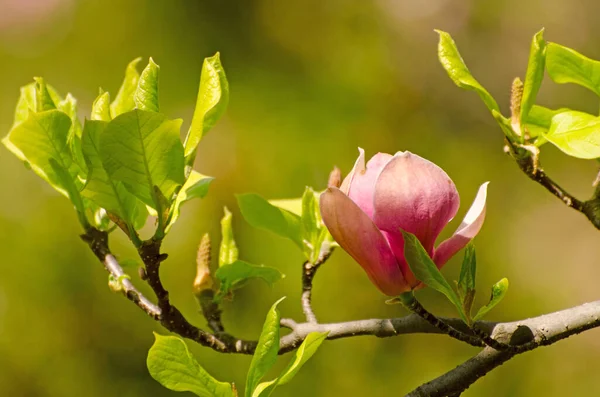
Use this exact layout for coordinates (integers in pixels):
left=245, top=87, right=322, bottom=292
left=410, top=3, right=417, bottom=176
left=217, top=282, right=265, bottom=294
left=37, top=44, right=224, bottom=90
left=373, top=151, right=460, bottom=255
left=346, top=151, right=393, bottom=219
left=433, top=182, right=489, bottom=268
left=320, top=187, right=410, bottom=296
left=339, top=148, right=365, bottom=195
left=379, top=230, right=419, bottom=288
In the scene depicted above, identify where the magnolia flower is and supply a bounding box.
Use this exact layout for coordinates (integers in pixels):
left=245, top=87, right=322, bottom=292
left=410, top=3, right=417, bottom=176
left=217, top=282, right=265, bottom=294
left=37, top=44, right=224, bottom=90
left=320, top=149, right=488, bottom=296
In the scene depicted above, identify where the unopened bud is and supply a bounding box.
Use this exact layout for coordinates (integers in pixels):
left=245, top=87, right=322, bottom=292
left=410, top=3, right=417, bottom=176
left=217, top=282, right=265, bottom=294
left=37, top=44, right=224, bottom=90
left=193, top=233, right=214, bottom=295
left=328, top=166, right=342, bottom=188
left=510, top=77, right=524, bottom=137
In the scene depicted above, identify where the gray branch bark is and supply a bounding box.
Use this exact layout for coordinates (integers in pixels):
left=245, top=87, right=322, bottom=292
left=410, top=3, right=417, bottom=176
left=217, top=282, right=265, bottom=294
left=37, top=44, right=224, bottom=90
left=82, top=226, right=600, bottom=394
left=404, top=300, right=600, bottom=396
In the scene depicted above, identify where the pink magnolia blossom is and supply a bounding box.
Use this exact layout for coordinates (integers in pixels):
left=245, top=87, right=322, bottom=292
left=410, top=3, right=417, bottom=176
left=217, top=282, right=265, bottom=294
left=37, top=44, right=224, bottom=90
left=320, top=148, right=488, bottom=296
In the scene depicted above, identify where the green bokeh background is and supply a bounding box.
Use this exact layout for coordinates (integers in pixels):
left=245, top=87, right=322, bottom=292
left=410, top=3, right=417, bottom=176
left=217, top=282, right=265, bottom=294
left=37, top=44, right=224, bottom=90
left=1, top=1, right=600, bottom=395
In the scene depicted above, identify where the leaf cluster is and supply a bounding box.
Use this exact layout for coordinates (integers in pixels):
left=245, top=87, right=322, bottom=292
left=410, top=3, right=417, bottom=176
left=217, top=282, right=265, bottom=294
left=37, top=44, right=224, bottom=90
left=437, top=28, right=600, bottom=159
left=147, top=299, right=328, bottom=397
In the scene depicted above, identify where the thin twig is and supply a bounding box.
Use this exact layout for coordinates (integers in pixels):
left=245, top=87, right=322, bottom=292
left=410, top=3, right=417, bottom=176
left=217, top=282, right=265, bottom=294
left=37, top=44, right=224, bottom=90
left=197, top=289, right=225, bottom=334
left=81, top=228, right=160, bottom=319
left=399, top=294, right=484, bottom=348
left=301, top=246, right=334, bottom=323
left=301, top=261, right=319, bottom=323
left=83, top=227, right=257, bottom=353
left=510, top=144, right=600, bottom=229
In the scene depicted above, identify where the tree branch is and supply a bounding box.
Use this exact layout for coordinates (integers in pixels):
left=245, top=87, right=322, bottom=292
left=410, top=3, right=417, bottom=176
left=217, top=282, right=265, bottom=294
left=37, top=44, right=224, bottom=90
left=82, top=227, right=600, bottom=395
left=81, top=228, right=160, bottom=319
left=82, top=228, right=257, bottom=354
left=511, top=144, right=600, bottom=229
left=406, top=300, right=600, bottom=396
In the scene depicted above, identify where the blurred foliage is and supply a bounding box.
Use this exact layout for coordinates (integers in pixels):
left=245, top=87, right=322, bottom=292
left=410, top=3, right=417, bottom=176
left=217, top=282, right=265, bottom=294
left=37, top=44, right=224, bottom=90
left=2, top=0, right=600, bottom=396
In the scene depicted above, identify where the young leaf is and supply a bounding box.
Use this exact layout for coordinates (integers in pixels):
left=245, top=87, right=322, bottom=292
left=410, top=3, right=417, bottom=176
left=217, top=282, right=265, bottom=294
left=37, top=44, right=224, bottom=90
left=12, top=83, right=36, bottom=129
left=301, top=187, right=321, bottom=262
left=546, top=42, right=600, bottom=96
left=57, top=93, right=87, bottom=179
left=111, top=57, right=142, bottom=118
left=49, top=158, right=88, bottom=227
left=34, top=77, right=57, bottom=111
left=215, top=260, right=283, bottom=300
left=436, top=30, right=500, bottom=114
left=237, top=193, right=303, bottom=248
left=268, top=197, right=303, bottom=216
left=6, top=110, right=79, bottom=197
left=147, top=333, right=235, bottom=397
left=81, top=120, right=148, bottom=231
left=545, top=110, right=600, bottom=159
left=99, top=109, right=185, bottom=212
left=402, top=230, right=466, bottom=322
left=184, top=53, right=229, bottom=158
left=164, top=171, right=213, bottom=234
left=520, top=29, right=546, bottom=123
left=3, top=81, right=62, bottom=163
left=12, top=81, right=62, bottom=125
left=253, top=332, right=328, bottom=397
left=92, top=91, right=111, bottom=121
left=525, top=105, right=569, bottom=139
left=473, top=278, right=509, bottom=321
left=245, top=298, right=285, bottom=397
left=135, top=58, right=160, bottom=113
left=219, top=207, right=239, bottom=267
left=458, top=243, right=476, bottom=294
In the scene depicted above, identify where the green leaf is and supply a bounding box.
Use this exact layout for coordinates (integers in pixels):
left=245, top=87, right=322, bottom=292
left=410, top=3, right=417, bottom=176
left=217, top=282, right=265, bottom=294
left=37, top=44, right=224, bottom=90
left=12, top=81, right=62, bottom=125
left=164, top=170, right=213, bottom=234
left=81, top=120, right=148, bottom=231
left=524, top=105, right=569, bottom=139
left=301, top=187, right=321, bottom=262
left=268, top=197, right=303, bottom=216
left=34, top=77, right=57, bottom=111
left=219, top=207, right=239, bottom=267
left=215, top=260, right=283, bottom=300
left=490, top=110, right=518, bottom=140
left=245, top=298, right=285, bottom=397
left=92, top=91, right=112, bottom=121
left=237, top=193, right=303, bottom=248
left=545, top=110, right=600, bottom=158
left=57, top=93, right=87, bottom=179
left=99, top=109, right=185, bottom=214
left=520, top=29, right=546, bottom=123
left=3, top=82, right=62, bottom=163
left=401, top=230, right=466, bottom=322
left=546, top=42, right=600, bottom=96
left=111, top=57, right=142, bottom=118
left=6, top=110, right=78, bottom=196
left=436, top=30, right=499, bottom=114
left=473, top=278, right=509, bottom=321
left=458, top=243, right=476, bottom=294
left=184, top=53, right=229, bottom=158
left=253, top=332, right=328, bottom=397
left=49, top=158, right=88, bottom=227
left=135, top=58, right=160, bottom=113
left=12, top=84, right=36, bottom=130
left=147, top=333, right=234, bottom=397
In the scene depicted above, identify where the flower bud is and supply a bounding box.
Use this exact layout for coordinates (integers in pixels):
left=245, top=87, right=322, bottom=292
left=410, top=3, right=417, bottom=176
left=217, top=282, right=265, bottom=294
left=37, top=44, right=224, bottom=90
left=193, top=233, right=214, bottom=296
left=327, top=166, right=342, bottom=188
left=320, top=148, right=488, bottom=296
